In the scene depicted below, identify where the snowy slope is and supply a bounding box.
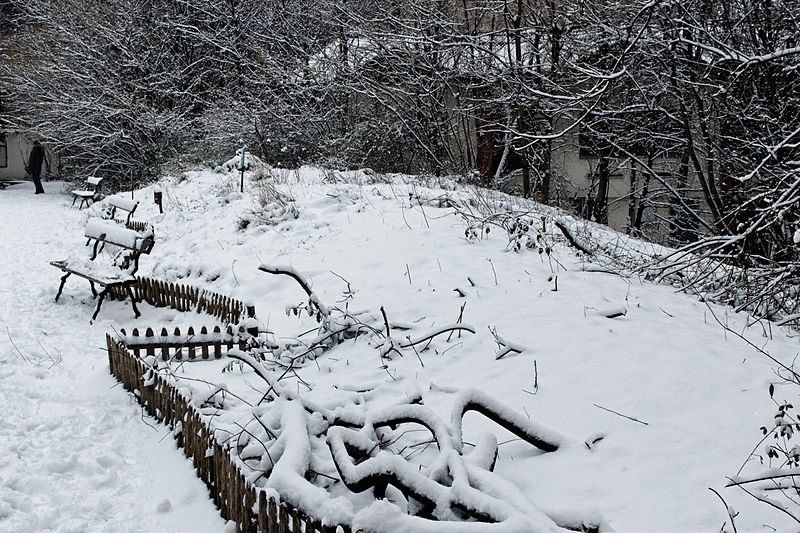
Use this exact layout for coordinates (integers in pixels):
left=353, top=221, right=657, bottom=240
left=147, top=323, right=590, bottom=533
left=2, top=169, right=798, bottom=532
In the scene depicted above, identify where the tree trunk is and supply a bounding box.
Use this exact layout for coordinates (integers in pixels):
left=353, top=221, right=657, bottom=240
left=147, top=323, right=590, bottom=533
left=593, top=156, right=609, bottom=224
left=536, top=140, right=551, bottom=205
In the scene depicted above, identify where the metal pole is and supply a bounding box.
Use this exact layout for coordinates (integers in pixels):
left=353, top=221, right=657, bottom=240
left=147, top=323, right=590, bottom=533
left=239, top=145, right=246, bottom=193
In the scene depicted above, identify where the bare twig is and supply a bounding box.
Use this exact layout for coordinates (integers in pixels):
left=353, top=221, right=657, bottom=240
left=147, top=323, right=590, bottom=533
left=487, top=259, right=498, bottom=285
left=728, top=477, right=800, bottom=524
left=704, top=301, right=800, bottom=384
left=708, top=487, right=739, bottom=533
left=592, top=403, right=648, bottom=425
left=398, top=324, right=476, bottom=348
left=490, top=326, right=527, bottom=359
left=380, top=306, right=391, bottom=337
left=7, top=327, right=31, bottom=365
left=447, top=302, right=467, bottom=342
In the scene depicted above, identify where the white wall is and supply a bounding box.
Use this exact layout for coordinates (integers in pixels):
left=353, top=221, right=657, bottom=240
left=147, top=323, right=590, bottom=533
left=0, top=133, right=58, bottom=181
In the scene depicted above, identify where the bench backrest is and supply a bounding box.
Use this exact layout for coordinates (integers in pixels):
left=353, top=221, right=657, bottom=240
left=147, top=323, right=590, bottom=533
left=87, top=177, right=103, bottom=187
left=107, top=196, right=139, bottom=213
left=106, top=196, right=140, bottom=224
left=85, top=219, right=154, bottom=254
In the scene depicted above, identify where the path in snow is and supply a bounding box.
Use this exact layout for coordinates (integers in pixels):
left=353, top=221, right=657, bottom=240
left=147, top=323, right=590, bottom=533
left=0, top=182, right=226, bottom=533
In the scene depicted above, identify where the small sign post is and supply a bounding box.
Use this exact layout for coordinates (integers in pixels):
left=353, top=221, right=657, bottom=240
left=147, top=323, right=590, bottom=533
left=153, top=187, right=163, bottom=214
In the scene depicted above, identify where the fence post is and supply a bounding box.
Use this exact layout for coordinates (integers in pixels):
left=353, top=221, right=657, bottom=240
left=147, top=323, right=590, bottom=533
left=106, top=335, right=114, bottom=374
left=291, top=508, right=302, bottom=533
left=145, top=327, right=156, bottom=358
left=238, top=325, right=247, bottom=351
left=174, top=327, right=182, bottom=360
left=226, top=325, right=234, bottom=352
left=258, top=491, right=268, bottom=532
left=214, top=325, right=222, bottom=358
left=130, top=328, right=139, bottom=357
left=160, top=327, right=170, bottom=361
left=280, top=502, right=290, bottom=533
left=187, top=326, right=196, bottom=359
left=201, top=326, right=209, bottom=359
left=268, top=497, right=278, bottom=533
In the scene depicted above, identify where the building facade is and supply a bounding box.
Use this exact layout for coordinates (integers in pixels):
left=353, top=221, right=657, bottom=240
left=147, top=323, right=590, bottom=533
left=0, top=132, right=57, bottom=182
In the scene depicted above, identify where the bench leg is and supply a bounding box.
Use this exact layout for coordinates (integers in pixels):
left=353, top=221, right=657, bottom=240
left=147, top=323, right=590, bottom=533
left=55, top=273, right=71, bottom=302
left=91, top=288, right=109, bottom=321
left=89, top=281, right=98, bottom=298
left=72, top=196, right=78, bottom=206
left=126, top=285, right=141, bottom=319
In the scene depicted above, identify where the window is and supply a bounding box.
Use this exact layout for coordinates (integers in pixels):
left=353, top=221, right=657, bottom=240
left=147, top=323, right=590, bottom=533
left=0, top=133, right=7, bottom=168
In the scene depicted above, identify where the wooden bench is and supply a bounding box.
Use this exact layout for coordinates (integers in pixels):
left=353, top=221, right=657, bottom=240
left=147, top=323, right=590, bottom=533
left=71, top=177, right=103, bottom=208
left=51, top=219, right=154, bottom=321
left=103, top=195, right=140, bottom=226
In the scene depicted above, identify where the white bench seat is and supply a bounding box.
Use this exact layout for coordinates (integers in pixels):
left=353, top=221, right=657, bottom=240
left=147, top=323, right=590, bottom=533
left=50, top=257, right=137, bottom=286
left=51, top=218, right=154, bottom=321
left=71, top=189, right=96, bottom=197
left=71, top=177, right=103, bottom=208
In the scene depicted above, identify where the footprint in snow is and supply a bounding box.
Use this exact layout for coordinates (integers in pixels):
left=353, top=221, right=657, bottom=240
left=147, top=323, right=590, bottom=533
left=155, top=499, right=172, bottom=513
left=55, top=518, right=89, bottom=533
left=95, top=454, right=114, bottom=469
left=47, top=454, right=78, bottom=474
left=95, top=469, right=119, bottom=488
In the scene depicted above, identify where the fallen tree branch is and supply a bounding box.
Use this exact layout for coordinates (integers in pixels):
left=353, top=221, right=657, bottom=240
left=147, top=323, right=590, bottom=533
left=554, top=219, right=594, bottom=256
left=489, top=326, right=527, bottom=359
left=397, top=324, right=476, bottom=348
left=259, top=264, right=329, bottom=317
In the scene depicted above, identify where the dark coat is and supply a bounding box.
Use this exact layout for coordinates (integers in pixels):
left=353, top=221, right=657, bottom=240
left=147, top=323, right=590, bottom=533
left=27, top=143, right=44, bottom=178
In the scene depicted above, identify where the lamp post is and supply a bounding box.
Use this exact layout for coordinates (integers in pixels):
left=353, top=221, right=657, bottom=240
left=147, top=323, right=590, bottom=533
left=239, top=144, right=246, bottom=193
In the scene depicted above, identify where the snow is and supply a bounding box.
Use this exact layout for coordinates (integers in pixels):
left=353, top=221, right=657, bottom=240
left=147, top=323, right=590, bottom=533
left=0, top=181, right=226, bottom=533
left=84, top=219, right=152, bottom=250
left=450, top=388, right=567, bottom=453
left=216, top=150, right=267, bottom=173
left=263, top=400, right=354, bottom=526
left=106, top=195, right=139, bottom=213
left=2, top=169, right=800, bottom=532
left=54, top=255, right=136, bottom=283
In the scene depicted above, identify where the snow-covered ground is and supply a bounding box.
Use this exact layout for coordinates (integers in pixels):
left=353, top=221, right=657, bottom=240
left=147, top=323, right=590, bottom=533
left=0, top=181, right=227, bottom=533
left=2, top=169, right=799, bottom=532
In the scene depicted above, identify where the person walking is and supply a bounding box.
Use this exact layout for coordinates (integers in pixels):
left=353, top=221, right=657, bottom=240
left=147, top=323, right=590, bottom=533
left=27, top=140, right=45, bottom=194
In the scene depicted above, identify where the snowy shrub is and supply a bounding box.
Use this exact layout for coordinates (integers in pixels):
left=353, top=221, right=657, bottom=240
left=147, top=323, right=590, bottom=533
left=505, top=215, right=551, bottom=255
left=236, top=201, right=299, bottom=232
left=216, top=150, right=269, bottom=174
left=251, top=178, right=284, bottom=209
left=734, top=383, right=800, bottom=524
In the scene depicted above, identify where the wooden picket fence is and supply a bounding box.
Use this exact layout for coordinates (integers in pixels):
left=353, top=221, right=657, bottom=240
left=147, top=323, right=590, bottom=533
left=119, top=324, right=258, bottom=360
left=126, top=219, right=150, bottom=233
left=107, top=335, right=352, bottom=533
left=107, top=276, right=252, bottom=324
